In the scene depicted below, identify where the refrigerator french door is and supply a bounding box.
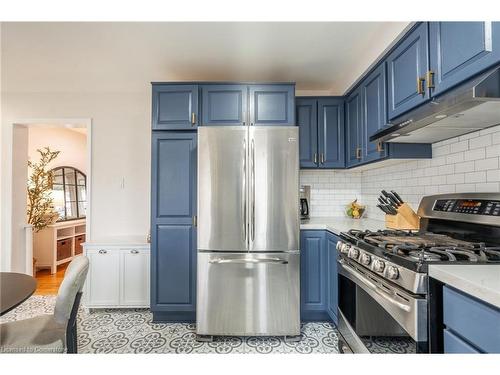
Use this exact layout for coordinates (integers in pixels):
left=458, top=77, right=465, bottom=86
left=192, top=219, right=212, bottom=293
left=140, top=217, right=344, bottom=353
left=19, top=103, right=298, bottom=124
left=197, top=126, right=300, bottom=337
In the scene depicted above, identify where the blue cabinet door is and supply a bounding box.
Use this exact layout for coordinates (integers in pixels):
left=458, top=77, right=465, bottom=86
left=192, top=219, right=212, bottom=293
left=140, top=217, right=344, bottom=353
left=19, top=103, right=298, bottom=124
left=300, top=230, right=328, bottom=321
left=429, top=22, right=500, bottom=96
left=326, top=232, right=339, bottom=325
left=443, top=286, right=500, bottom=353
left=151, top=132, right=197, bottom=321
left=152, top=84, right=199, bottom=130
left=361, top=63, right=388, bottom=163
left=318, top=98, right=345, bottom=169
left=201, top=84, right=248, bottom=126
left=345, top=89, right=362, bottom=167
left=386, top=23, right=430, bottom=120
left=296, top=98, right=318, bottom=168
left=249, top=84, right=295, bottom=126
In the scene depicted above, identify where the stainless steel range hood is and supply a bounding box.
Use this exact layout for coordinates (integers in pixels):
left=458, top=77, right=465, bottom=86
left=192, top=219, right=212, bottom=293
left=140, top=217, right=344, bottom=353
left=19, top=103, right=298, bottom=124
left=370, top=67, right=500, bottom=144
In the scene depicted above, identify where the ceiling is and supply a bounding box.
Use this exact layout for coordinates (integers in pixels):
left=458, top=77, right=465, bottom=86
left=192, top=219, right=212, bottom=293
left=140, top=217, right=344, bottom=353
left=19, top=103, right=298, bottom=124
left=1, top=22, right=409, bottom=95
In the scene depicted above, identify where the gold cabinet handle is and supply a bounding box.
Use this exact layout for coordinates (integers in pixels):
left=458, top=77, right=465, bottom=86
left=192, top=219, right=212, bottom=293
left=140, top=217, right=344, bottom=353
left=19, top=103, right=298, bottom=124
left=313, top=153, right=318, bottom=164
left=417, top=77, right=425, bottom=95
left=376, top=141, right=385, bottom=152
left=426, top=70, right=435, bottom=89
left=192, top=215, right=197, bottom=227
left=356, top=147, right=362, bottom=160
left=191, top=112, right=196, bottom=126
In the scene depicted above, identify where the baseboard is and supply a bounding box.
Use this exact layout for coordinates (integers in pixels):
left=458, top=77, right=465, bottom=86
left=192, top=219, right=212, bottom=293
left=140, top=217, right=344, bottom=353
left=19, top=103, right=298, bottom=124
left=301, top=311, right=331, bottom=322
left=152, top=311, right=196, bottom=323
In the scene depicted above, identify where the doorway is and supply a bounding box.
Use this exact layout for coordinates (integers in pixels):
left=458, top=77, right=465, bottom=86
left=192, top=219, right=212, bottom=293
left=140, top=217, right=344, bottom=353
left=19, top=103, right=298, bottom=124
left=1, top=119, right=92, bottom=295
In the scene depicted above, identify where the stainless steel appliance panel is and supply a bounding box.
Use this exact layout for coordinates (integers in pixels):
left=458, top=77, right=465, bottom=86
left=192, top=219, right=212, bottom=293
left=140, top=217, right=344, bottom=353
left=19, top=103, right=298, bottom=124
left=248, top=126, right=299, bottom=252
left=198, top=127, right=248, bottom=251
left=196, top=252, right=300, bottom=336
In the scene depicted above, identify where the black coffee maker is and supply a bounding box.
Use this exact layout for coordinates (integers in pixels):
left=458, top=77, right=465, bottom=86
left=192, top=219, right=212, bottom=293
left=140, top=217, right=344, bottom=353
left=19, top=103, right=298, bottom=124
left=299, top=185, right=310, bottom=220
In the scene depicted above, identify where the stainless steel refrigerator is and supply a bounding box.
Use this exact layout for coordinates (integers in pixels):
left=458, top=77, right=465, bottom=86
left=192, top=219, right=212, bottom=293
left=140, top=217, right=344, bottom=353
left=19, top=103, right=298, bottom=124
left=197, top=126, right=300, bottom=337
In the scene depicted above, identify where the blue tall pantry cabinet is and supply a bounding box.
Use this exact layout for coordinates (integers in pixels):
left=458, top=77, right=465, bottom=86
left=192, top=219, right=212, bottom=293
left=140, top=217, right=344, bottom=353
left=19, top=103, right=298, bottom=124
left=150, top=132, right=197, bottom=322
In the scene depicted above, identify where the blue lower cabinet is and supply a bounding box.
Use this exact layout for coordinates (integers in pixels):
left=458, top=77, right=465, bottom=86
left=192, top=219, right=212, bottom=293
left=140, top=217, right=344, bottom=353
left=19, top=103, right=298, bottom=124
left=300, top=230, right=329, bottom=321
left=443, top=329, right=480, bottom=354
left=151, top=132, right=197, bottom=322
left=326, top=232, right=339, bottom=324
left=443, top=286, right=500, bottom=353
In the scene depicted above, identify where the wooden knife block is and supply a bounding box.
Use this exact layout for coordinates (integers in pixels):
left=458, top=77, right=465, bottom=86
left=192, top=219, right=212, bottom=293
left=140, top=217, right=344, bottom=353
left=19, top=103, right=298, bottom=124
left=385, top=203, right=420, bottom=230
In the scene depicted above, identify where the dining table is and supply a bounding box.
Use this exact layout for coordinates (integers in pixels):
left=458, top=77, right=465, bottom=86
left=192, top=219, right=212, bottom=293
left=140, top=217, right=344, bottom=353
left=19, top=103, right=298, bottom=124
left=0, top=272, right=37, bottom=316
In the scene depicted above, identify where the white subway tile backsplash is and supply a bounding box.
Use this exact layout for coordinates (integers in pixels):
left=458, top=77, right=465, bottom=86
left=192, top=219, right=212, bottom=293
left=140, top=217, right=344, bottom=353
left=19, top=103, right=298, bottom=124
left=450, top=140, right=469, bottom=153
left=301, top=125, right=500, bottom=221
left=475, top=157, right=499, bottom=171
left=464, top=148, right=486, bottom=161
left=465, top=171, right=487, bottom=183
left=485, top=144, right=500, bottom=158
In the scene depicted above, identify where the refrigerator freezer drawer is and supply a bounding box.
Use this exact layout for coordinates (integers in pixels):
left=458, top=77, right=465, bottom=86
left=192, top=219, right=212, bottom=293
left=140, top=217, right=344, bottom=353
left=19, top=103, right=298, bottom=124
left=196, top=252, right=300, bottom=336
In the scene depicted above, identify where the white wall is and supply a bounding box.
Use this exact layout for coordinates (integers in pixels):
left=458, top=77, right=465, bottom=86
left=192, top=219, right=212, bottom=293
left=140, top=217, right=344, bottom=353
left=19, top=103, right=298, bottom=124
left=301, top=125, right=500, bottom=220
left=361, top=125, right=500, bottom=220
left=28, top=127, right=87, bottom=173
left=2, top=92, right=151, bottom=242
left=10, top=126, right=28, bottom=272
left=299, top=170, right=362, bottom=217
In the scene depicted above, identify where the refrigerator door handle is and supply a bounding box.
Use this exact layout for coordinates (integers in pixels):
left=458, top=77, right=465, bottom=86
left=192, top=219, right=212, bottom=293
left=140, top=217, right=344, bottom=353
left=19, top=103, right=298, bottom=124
left=209, top=258, right=289, bottom=265
left=242, top=138, right=247, bottom=244
left=251, top=138, right=255, bottom=242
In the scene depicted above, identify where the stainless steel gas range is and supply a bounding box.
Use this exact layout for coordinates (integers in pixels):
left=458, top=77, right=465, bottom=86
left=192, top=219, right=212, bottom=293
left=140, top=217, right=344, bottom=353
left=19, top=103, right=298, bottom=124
left=336, top=193, right=500, bottom=354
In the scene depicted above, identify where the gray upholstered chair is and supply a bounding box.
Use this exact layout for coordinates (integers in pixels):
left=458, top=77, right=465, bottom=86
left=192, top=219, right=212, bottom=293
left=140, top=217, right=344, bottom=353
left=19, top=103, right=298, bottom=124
left=0, top=255, right=89, bottom=353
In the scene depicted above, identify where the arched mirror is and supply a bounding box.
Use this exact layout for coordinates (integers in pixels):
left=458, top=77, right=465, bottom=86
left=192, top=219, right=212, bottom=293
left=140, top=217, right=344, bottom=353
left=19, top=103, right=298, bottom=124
left=50, top=167, right=87, bottom=221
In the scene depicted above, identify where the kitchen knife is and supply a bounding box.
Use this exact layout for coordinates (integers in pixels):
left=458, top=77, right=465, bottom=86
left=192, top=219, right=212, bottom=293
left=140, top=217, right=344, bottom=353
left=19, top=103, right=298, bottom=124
left=382, top=190, right=401, bottom=207
left=378, top=197, right=388, bottom=206
left=391, top=190, right=404, bottom=205
left=377, top=204, right=390, bottom=214
left=385, top=204, right=398, bottom=215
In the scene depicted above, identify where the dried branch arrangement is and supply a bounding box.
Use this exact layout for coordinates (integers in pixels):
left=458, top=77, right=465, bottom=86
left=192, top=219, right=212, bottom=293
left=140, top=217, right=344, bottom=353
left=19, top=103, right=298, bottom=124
left=27, top=147, right=60, bottom=232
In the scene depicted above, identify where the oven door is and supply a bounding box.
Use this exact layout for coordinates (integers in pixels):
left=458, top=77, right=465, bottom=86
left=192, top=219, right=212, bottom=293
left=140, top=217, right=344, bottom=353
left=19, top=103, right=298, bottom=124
left=337, top=257, right=428, bottom=354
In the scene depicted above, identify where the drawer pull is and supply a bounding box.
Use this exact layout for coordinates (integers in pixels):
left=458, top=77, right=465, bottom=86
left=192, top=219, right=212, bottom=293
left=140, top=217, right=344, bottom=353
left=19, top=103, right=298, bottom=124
left=131, top=249, right=139, bottom=254
left=98, top=249, right=107, bottom=254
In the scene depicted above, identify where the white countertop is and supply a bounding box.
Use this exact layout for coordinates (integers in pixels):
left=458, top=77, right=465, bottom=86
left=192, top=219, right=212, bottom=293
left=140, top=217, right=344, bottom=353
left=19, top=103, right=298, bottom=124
left=83, top=235, right=150, bottom=248
left=300, top=217, right=386, bottom=235
left=429, top=265, right=500, bottom=309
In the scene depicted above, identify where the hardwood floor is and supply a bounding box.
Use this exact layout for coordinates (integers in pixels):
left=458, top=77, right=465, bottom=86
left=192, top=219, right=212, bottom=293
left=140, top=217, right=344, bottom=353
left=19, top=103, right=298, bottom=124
left=34, top=263, right=68, bottom=295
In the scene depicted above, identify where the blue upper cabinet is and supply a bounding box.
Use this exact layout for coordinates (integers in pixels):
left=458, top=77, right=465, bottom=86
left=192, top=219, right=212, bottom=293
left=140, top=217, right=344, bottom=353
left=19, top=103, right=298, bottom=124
left=318, top=98, right=345, bottom=168
left=152, top=84, right=199, bottom=130
left=429, top=22, right=500, bottom=96
left=345, top=88, right=363, bottom=168
left=296, top=98, right=318, bottom=168
left=151, top=132, right=197, bottom=321
left=249, top=84, right=295, bottom=126
left=326, top=232, right=339, bottom=325
left=361, top=63, right=388, bottom=163
left=386, top=22, right=430, bottom=120
left=201, top=84, right=248, bottom=126
left=300, top=230, right=329, bottom=321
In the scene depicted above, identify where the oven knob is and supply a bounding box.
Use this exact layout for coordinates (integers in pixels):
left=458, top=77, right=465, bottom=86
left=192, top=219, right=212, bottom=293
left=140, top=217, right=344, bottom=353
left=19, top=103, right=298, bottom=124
left=348, top=247, right=360, bottom=260
left=336, top=241, right=343, bottom=251
left=360, top=253, right=371, bottom=265
left=341, top=243, right=350, bottom=254
left=373, top=259, right=385, bottom=273
left=387, top=266, right=399, bottom=280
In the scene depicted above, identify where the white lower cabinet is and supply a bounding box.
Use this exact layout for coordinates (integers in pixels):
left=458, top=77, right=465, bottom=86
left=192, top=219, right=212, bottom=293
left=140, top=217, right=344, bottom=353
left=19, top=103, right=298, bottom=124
left=84, top=244, right=150, bottom=308
left=121, top=249, right=150, bottom=306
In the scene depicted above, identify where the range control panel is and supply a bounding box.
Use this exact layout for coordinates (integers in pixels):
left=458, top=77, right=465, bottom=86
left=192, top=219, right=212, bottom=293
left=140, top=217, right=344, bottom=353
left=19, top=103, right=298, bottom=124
left=433, top=199, right=500, bottom=216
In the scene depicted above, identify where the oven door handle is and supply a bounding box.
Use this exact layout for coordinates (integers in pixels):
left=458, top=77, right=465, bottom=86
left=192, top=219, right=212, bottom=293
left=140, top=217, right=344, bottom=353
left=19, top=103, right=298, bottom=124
left=338, top=259, right=411, bottom=312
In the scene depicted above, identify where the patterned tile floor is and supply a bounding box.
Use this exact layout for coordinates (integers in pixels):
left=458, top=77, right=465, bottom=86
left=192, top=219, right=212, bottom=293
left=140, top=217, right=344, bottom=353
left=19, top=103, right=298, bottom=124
left=0, top=296, right=340, bottom=354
